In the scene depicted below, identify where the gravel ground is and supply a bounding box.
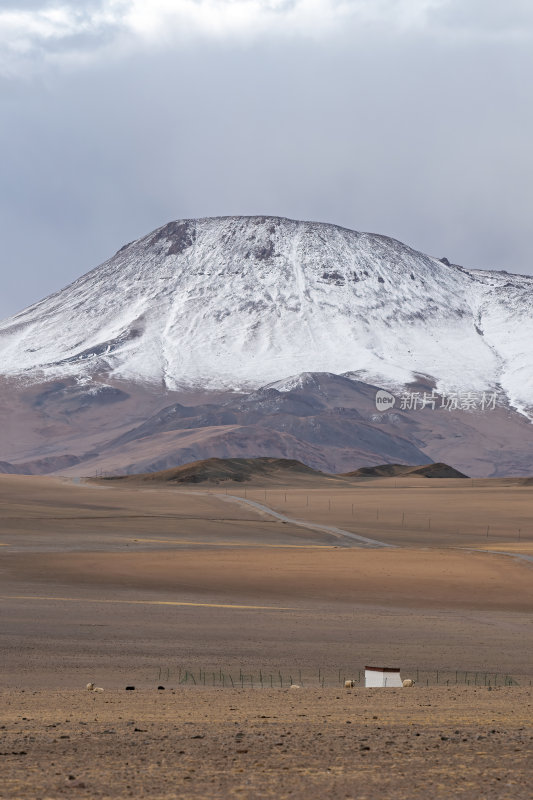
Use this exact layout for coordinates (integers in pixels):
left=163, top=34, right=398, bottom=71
left=1, top=686, right=532, bottom=799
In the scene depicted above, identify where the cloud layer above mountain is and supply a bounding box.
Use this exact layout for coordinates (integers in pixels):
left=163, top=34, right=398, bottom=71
left=1, top=0, right=532, bottom=318
left=3, top=0, right=533, bottom=75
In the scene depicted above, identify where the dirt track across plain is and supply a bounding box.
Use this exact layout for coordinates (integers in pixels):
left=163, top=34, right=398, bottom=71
left=218, top=492, right=393, bottom=547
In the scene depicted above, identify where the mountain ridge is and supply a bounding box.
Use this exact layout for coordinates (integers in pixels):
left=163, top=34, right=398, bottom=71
left=1, top=216, right=533, bottom=478
left=1, top=369, right=532, bottom=477
left=1, top=215, right=532, bottom=416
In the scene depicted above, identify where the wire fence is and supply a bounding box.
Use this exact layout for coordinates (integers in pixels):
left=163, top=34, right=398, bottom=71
left=226, top=489, right=533, bottom=545
left=156, top=666, right=525, bottom=688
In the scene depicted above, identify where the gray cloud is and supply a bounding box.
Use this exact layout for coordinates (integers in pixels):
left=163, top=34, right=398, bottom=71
left=0, top=1, right=532, bottom=318
left=2, top=1, right=532, bottom=79
left=429, top=0, right=533, bottom=37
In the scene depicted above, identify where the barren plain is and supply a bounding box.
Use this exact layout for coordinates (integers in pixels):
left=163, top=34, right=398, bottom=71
left=1, top=472, right=532, bottom=798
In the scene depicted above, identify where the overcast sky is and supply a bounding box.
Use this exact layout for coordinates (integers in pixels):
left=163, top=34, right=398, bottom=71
left=1, top=0, right=532, bottom=319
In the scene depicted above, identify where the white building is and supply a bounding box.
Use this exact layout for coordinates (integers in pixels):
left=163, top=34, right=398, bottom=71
left=365, top=665, right=403, bottom=687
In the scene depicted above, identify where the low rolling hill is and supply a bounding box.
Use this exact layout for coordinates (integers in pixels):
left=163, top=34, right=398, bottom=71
left=97, top=457, right=333, bottom=486
left=344, top=463, right=469, bottom=479
left=95, top=457, right=468, bottom=486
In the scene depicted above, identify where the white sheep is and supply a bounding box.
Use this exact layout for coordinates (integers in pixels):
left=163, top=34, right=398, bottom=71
left=86, top=682, right=104, bottom=693
left=290, top=684, right=300, bottom=689
left=402, top=679, right=415, bottom=687
left=344, top=680, right=355, bottom=688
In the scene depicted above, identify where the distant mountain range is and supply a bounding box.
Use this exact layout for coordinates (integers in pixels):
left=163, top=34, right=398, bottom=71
left=1, top=216, right=532, bottom=477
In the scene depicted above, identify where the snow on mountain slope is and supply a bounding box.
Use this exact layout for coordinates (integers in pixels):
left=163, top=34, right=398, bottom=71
left=0, top=216, right=531, bottom=412
left=465, top=269, right=533, bottom=416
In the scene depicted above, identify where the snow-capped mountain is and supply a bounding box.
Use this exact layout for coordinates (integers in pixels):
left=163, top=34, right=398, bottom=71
left=1, top=216, right=532, bottom=415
